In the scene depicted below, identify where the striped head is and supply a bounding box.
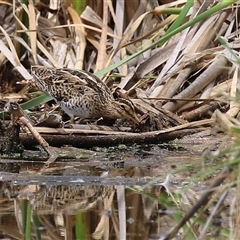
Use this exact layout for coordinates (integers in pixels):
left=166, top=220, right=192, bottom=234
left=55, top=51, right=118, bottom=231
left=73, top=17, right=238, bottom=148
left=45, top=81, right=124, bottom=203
left=105, top=98, right=140, bottom=126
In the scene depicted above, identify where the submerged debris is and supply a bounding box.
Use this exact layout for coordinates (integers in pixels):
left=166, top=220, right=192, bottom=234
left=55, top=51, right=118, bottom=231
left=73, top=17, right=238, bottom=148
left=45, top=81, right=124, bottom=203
left=0, top=120, right=22, bottom=155
left=3, top=100, right=58, bottom=165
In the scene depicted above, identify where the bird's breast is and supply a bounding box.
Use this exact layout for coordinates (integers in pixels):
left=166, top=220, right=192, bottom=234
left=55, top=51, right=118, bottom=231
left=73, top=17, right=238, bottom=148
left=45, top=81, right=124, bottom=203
left=59, top=100, right=92, bottom=118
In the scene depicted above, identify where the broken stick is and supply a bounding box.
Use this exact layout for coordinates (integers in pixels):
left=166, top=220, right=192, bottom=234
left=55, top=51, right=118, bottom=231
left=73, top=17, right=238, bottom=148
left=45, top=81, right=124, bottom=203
left=4, top=100, right=58, bottom=165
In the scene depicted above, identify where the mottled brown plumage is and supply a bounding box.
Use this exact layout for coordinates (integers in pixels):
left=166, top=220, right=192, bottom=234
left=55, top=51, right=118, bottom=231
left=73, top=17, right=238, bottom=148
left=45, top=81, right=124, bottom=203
left=31, top=66, right=140, bottom=125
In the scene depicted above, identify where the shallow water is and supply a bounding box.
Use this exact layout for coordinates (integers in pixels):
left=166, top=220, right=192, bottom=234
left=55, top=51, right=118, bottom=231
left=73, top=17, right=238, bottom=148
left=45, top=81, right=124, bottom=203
left=0, top=143, right=219, bottom=240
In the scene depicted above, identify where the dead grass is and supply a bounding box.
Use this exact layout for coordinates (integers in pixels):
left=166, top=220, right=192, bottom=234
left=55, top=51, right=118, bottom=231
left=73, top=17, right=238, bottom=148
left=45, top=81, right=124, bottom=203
left=0, top=1, right=240, bottom=239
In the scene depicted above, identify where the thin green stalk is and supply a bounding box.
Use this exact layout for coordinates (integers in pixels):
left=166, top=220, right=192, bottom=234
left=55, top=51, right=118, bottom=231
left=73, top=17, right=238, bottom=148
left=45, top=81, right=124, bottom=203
left=158, top=8, right=182, bottom=15
left=73, top=0, right=87, bottom=14
left=75, top=212, right=86, bottom=240
left=165, top=0, right=193, bottom=34
left=20, top=93, right=53, bottom=110
left=218, top=36, right=240, bottom=65
left=32, top=214, right=42, bottom=240
left=25, top=202, right=32, bottom=240
left=21, top=199, right=28, bottom=233
left=22, top=200, right=32, bottom=240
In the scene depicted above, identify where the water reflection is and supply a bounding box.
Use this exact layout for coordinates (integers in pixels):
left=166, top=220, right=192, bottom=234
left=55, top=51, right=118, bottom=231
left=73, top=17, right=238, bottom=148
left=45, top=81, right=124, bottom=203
left=0, top=183, right=170, bottom=239
left=0, top=170, right=177, bottom=240
left=0, top=145, right=202, bottom=239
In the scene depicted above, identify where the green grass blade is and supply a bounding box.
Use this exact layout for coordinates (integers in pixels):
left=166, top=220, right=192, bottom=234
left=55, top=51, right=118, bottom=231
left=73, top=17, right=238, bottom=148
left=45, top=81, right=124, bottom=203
left=32, top=214, right=42, bottom=240
left=218, top=36, right=240, bottom=65
left=25, top=201, right=32, bottom=240
left=73, top=0, right=87, bottom=14
left=75, top=212, right=86, bottom=240
left=21, top=199, right=28, bottom=233
left=20, top=93, right=53, bottom=110
left=158, top=8, right=182, bottom=15
left=165, top=0, right=193, bottom=35
left=22, top=200, right=32, bottom=240
left=0, top=93, right=52, bottom=117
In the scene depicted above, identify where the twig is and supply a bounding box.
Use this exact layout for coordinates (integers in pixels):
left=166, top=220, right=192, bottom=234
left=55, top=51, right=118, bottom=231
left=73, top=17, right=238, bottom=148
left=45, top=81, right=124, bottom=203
left=21, top=127, right=210, bottom=148
left=4, top=100, right=58, bottom=165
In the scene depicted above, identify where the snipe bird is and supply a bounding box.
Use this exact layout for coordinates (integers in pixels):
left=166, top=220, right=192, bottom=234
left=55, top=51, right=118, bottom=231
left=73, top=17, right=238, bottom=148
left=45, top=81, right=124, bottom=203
left=31, top=66, right=140, bottom=125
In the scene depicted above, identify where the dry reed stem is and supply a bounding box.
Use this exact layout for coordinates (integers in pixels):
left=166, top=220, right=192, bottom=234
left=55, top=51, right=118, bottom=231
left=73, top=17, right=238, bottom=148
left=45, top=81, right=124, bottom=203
left=95, top=0, right=108, bottom=71
left=163, top=56, right=228, bottom=112
left=67, top=6, right=86, bottom=69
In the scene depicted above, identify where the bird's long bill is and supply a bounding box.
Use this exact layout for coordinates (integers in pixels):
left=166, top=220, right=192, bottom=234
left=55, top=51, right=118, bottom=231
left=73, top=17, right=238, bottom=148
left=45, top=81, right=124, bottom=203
left=128, top=114, right=141, bottom=126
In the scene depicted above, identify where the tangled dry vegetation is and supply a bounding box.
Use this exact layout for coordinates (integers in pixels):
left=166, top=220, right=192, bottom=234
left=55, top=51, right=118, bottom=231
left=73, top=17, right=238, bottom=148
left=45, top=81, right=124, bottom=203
left=2, top=2, right=240, bottom=239
left=0, top=0, right=240, bottom=146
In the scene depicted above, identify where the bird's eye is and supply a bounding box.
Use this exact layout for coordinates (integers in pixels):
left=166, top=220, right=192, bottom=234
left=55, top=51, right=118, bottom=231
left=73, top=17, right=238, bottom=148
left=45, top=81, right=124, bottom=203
left=119, top=104, right=125, bottom=110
